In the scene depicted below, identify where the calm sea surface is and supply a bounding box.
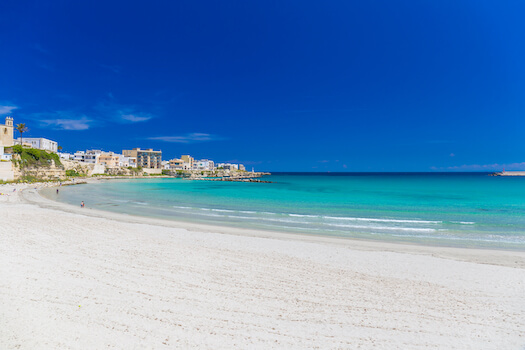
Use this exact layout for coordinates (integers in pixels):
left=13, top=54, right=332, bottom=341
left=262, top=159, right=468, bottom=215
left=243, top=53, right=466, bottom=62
left=41, top=173, right=525, bottom=249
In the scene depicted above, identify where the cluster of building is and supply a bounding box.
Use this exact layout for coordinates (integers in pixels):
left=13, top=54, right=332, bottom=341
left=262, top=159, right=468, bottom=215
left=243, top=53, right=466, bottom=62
left=59, top=148, right=162, bottom=169
left=1, top=116, right=248, bottom=176
left=168, top=155, right=245, bottom=172
left=60, top=149, right=246, bottom=173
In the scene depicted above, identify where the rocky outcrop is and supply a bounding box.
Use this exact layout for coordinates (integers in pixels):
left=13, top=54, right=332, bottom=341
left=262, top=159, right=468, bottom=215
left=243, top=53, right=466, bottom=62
left=61, top=159, right=95, bottom=176
left=12, top=161, right=65, bottom=180
left=104, top=167, right=144, bottom=176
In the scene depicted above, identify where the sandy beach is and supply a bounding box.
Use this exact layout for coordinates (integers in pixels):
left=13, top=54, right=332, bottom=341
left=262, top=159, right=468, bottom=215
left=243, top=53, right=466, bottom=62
left=1, top=183, right=525, bottom=349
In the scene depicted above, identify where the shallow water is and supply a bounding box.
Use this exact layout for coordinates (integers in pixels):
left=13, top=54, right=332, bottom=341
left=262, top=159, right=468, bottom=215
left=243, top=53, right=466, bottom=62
left=42, top=173, right=525, bottom=249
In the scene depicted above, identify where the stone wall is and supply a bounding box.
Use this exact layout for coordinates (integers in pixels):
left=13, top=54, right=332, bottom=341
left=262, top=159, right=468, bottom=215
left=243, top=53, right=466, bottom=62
left=62, top=159, right=95, bottom=176
left=142, top=168, right=163, bottom=175
left=0, top=161, right=14, bottom=181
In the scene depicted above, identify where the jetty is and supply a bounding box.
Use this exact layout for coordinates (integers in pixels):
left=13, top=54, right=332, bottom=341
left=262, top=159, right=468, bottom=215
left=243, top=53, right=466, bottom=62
left=198, top=177, right=273, bottom=183
left=490, top=171, right=525, bottom=176
left=186, top=171, right=273, bottom=183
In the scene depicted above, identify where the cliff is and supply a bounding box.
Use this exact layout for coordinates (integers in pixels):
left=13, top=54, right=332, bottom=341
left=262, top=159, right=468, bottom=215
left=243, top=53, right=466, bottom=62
left=11, top=146, right=65, bottom=181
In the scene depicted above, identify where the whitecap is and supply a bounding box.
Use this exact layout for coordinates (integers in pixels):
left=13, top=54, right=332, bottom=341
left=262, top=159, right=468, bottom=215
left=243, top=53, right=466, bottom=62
left=325, top=223, right=436, bottom=232
left=323, top=216, right=440, bottom=224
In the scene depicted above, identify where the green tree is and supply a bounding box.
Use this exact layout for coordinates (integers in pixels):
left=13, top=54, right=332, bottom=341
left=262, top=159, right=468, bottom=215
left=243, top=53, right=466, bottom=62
left=16, top=123, right=28, bottom=146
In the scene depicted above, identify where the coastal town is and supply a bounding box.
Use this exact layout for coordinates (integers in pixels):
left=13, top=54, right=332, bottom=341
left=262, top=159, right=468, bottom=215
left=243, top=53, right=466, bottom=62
left=0, top=116, right=268, bottom=182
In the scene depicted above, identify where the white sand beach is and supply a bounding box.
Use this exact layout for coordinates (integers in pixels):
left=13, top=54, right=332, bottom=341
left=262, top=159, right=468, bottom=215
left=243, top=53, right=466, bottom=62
left=1, top=183, right=525, bottom=349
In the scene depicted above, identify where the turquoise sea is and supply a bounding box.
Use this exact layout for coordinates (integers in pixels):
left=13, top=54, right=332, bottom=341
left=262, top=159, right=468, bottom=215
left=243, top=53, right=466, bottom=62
left=42, top=173, right=525, bottom=249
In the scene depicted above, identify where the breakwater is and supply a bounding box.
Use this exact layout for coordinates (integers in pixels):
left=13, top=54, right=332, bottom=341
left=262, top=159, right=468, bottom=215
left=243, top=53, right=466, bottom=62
left=490, top=171, right=525, bottom=176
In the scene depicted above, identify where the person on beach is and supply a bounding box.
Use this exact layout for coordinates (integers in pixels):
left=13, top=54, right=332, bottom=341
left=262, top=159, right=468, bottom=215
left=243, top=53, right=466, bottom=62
left=81, top=201, right=84, bottom=208
left=56, top=189, right=59, bottom=194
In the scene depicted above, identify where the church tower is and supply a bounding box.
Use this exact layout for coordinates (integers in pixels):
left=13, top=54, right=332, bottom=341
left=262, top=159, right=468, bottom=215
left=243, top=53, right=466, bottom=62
left=1, top=117, right=15, bottom=147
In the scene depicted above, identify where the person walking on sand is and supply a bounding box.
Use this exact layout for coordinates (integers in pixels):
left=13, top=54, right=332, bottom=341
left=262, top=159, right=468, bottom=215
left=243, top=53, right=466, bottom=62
left=56, top=189, right=59, bottom=194
left=81, top=201, right=84, bottom=208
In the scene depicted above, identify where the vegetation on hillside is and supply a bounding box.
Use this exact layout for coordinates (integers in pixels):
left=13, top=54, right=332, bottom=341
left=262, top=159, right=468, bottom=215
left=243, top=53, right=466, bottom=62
left=65, top=169, right=81, bottom=177
left=127, top=166, right=143, bottom=174
left=12, top=145, right=62, bottom=168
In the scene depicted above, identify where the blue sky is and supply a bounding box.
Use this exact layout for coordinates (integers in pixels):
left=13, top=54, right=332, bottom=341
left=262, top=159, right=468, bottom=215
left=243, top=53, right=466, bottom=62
left=1, top=1, right=524, bottom=171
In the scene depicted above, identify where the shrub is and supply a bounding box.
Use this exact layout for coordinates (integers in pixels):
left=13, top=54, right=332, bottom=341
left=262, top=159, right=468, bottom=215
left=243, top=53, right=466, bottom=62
left=127, top=166, right=142, bottom=174
left=65, top=169, right=81, bottom=177
left=12, top=146, right=62, bottom=168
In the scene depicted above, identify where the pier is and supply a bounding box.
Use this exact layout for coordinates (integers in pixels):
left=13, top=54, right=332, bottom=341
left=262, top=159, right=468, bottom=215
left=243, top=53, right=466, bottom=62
left=490, top=171, right=525, bottom=176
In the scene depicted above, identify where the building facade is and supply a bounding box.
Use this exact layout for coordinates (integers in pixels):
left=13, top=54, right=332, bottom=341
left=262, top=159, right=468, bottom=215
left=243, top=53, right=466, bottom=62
left=0, top=117, right=14, bottom=160
left=73, top=151, right=86, bottom=162
left=15, top=137, right=58, bottom=153
left=169, top=158, right=186, bottom=170
left=85, top=150, right=102, bottom=163
left=97, top=152, right=121, bottom=167
left=217, top=163, right=239, bottom=171
left=58, top=152, right=74, bottom=160
left=0, top=117, right=14, bottom=150
left=194, top=159, right=215, bottom=171
left=180, top=155, right=194, bottom=169
left=123, top=148, right=162, bottom=169
left=73, top=150, right=103, bottom=163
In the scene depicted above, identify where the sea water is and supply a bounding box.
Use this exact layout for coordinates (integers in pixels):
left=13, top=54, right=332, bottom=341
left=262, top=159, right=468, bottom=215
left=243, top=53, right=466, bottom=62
left=42, top=173, right=525, bottom=249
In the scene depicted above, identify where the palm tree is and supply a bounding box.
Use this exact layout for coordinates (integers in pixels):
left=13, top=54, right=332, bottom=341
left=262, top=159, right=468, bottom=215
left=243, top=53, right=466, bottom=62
left=16, top=123, right=28, bottom=146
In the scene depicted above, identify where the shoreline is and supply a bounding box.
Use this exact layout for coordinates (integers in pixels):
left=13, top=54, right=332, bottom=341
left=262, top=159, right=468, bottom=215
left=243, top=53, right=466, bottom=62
left=37, top=178, right=525, bottom=266
left=2, top=182, right=525, bottom=348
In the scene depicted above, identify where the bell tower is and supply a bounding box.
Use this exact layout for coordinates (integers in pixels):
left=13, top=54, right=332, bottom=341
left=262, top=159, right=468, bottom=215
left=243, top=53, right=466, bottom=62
left=1, top=116, right=14, bottom=147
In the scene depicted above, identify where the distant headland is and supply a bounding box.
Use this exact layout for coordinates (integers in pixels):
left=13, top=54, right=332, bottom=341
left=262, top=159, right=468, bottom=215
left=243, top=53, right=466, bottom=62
left=490, top=171, right=525, bottom=176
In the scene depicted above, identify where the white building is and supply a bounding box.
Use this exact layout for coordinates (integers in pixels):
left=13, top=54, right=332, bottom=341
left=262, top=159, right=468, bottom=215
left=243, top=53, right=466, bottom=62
left=71, top=149, right=135, bottom=167
left=85, top=150, right=102, bottom=163
left=126, top=156, right=137, bottom=168
left=194, top=159, right=215, bottom=171
left=217, top=163, right=238, bottom=171
left=119, top=155, right=135, bottom=167
left=73, top=149, right=103, bottom=163
left=16, top=137, right=58, bottom=153
left=58, top=152, right=74, bottom=160
left=73, top=151, right=85, bottom=162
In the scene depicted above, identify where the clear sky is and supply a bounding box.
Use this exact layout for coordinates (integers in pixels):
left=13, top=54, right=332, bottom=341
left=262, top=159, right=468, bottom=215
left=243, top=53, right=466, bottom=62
left=1, top=1, right=524, bottom=171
